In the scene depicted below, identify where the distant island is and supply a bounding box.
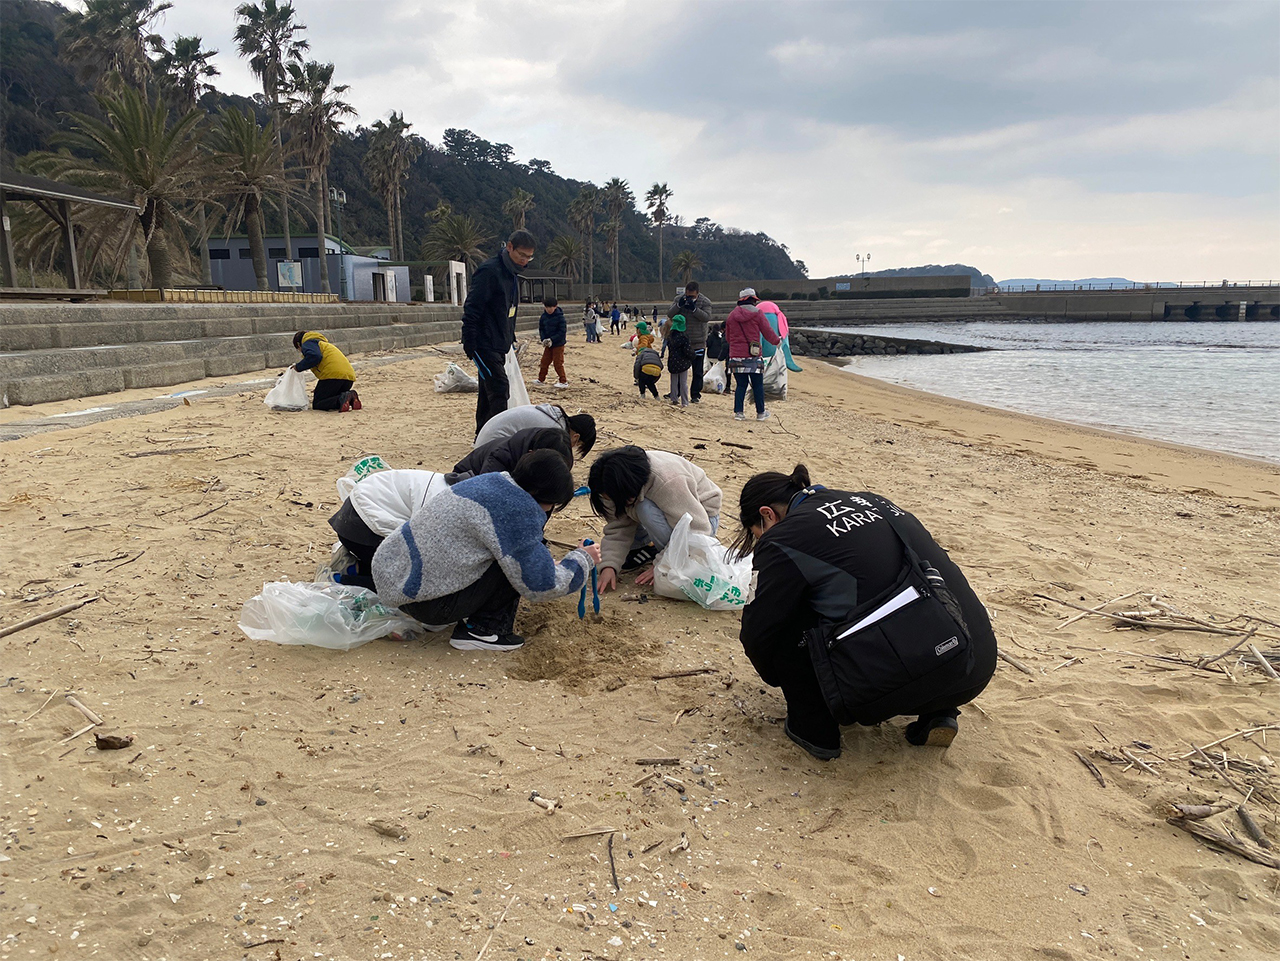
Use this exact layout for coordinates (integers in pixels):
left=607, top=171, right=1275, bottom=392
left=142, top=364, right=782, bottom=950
left=838, top=264, right=997, bottom=287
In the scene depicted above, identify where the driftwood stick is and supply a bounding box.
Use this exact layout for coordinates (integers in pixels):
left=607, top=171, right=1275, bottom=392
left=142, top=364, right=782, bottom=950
left=1167, top=817, right=1280, bottom=869
left=103, top=551, right=144, bottom=573
left=1179, top=725, right=1280, bottom=759
left=1237, top=805, right=1273, bottom=850
left=651, top=668, right=718, bottom=681
left=631, top=771, right=660, bottom=788
left=0, top=596, right=99, bottom=639
left=1055, top=591, right=1140, bottom=630
left=124, top=446, right=214, bottom=458
left=1074, top=750, right=1106, bottom=787
left=1033, top=594, right=1243, bottom=635
left=1121, top=747, right=1162, bottom=777
left=997, top=649, right=1035, bottom=676
left=19, top=688, right=62, bottom=722
left=59, top=722, right=96, bottom=745
left=188, top=501, right=228, bottom=523
left=64, top=695, right=103, bottom=726
left=1200, top=627, right=1260, bottom=667
left=1246, top=643, right=1279, bottom=681
left=560, top=826, right=619, bottom=840
left=607, top=832, right=621, bottom=891
left=634, top=757, right=680, bottom=766
left=1193, top=745, right=1247, bottom=797
left=473, top=893, right=516, bottom=961
left=1171, top=803, right=1232, bottom=820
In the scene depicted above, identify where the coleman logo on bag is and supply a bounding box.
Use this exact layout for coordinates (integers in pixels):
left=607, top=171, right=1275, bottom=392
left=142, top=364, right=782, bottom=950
left=935, top=636, right=959, bottom=656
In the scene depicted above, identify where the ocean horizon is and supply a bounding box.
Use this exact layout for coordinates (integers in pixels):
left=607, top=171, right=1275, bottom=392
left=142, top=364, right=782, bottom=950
left=823, top=320, right=1280, bottom=464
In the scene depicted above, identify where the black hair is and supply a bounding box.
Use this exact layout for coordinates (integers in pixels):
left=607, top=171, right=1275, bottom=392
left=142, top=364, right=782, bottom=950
left=685, top=281, right=699, bottom=293
left=528, top=427, right=574, bottom=466
left=564, top=412, right=596, bottom=457
left=543, top=295, right=558, bottom=307
left=730, top=464, right=812, bottom=558
left=511, top=448, right=575, bottom=512
left=508, top=228, right=536, bottom=251
left=292, top=330, right=306, bottom=349
left=587, top=446, right=651, bottom=521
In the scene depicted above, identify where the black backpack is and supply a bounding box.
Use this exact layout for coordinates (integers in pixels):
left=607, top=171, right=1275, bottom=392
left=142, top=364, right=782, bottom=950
left=804, top=506, right=975, bottom=726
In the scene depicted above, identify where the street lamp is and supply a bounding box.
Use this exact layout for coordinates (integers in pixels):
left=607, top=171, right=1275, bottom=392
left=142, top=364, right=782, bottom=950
left=856, top=254, right=862, bottom=276
left=864, top=252, right=870, bottom=276
left=328, top=186, right=348, bottom=301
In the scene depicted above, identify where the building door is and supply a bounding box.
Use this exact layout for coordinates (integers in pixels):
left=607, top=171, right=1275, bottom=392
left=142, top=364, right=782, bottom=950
left=372, top=272, right=387, bottom=302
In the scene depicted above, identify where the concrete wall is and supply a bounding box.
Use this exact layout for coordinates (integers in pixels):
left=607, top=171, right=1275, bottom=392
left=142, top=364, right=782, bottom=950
left=989, top=286, right=1280, bottom=322
left=600, top=274, right=973, bottom=303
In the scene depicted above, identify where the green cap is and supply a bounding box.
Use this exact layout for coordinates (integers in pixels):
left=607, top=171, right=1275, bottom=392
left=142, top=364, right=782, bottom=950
left=671, top=314, right=687, bottom=332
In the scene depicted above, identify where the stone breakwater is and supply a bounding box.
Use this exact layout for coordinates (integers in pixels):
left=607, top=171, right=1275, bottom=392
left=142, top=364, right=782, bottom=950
left=789, top=328, right=986, bottom=358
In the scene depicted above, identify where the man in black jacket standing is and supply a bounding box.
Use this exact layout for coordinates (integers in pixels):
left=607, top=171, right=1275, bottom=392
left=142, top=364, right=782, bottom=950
left=463, top=230, right=535, bottom=435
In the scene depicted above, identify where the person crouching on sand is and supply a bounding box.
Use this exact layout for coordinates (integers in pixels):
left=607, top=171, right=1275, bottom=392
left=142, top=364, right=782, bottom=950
left=292, top=330, right=360, bottom=412
left=732, top=465, right=997, bottom=760
left=372, top=450, right=601, bottom=652
left=588, top=446, right=722, bottom=592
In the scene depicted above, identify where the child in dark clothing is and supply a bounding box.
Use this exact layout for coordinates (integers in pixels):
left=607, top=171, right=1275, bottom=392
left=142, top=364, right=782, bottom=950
left=665, top=315, right=695, bottom=408
left=633, top=346, right=663, bottom=399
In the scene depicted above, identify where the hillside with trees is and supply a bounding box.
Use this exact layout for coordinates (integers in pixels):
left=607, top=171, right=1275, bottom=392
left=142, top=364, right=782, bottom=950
left=0, top=0, right=805, bottom=293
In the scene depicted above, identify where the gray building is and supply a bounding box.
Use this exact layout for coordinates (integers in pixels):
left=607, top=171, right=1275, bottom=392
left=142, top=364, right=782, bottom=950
left=207, top=235, right=410, bottom=302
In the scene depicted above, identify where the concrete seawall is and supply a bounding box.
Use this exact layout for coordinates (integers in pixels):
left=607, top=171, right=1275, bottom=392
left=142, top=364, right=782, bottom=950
left=790, top=328, right=985, bottom=358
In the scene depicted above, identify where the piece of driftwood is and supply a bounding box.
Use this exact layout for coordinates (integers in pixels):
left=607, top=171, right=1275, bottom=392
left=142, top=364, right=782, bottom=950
left=1192, top=745, right=1247, bottom=797
left=1237, top=805, right=1273, bottom=850
left=124, top=446, right=214, bottom=458
left=1074, top=750, right=1106, bottom=787
left=0, top=597, right=99, bottom=639
left=651, top=668, right=718, bottom=681
left=59, top=722, right=96, bottom=744
left=19, top=688, right=61, bottom=723
left=1121, top=748, right=1161, bottom=776
left=1246, top=643, right=1279, bottom=681
left=1199, top=627, right=1260, bottom=667
left=634, top=757, right=680, bottom=766
left=607, top=831, right=620, bottom=891
left=1179, top=725, right=1280, bottom=759
left=997, top=649, right=1035, bottom=676
left=1171, top=803, right=1232, bottom=820
left=561, top=826, right=618, bottom=840
left=1056, top=591, right=1141, bottom=630
left=1167, top=816, right=1280, bottom=869
left=64, top=695, right=103, bottom=726
left=1034, top=594, right=1243, bottom=635
left=473, top=893, right=516, bottom=961
left=719, top=440, right=754, bottom=450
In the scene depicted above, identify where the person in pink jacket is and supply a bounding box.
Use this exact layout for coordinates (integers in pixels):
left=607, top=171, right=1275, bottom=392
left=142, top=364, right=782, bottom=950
left=724, top=288, right=782, bottom=421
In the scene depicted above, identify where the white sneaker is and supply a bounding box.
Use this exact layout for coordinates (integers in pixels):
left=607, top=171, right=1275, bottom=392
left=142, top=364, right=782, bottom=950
left=734, top=412, right=746, bottom=421
left=535, top=380, right=546, bottom=386
left=554, top=382, right=570, bottom=389
left=757, top=410, right=772, bottom=421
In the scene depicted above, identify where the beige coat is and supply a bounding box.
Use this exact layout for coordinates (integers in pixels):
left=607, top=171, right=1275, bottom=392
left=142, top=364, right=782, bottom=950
left=598, top=451, right=723, bottom=572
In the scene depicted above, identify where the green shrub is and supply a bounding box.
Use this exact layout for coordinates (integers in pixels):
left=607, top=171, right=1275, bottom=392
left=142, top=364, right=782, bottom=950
left=817, top=286, right=829, bottom=299
left=808, top=291, right=819, bottom=301
left=790, top=292, right=807, bottom=300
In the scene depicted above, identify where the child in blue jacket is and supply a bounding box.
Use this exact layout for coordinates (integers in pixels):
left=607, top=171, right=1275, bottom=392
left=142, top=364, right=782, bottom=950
left=536, top=296, right=569, bottom=388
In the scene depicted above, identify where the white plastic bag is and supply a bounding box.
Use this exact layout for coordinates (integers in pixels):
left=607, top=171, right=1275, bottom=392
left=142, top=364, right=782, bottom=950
left=652, top=513, right=756, bottom=611
left=238, top=580, right=421, bottom=650
left=703, top=361, right=727, bottom=394
left=505, top=346, right=531, bottom=408
left=264, top=367, right=308, bottom=411
left=763, top=351, right=788, bottom=398
left=335, top=454, right=392, bottom=501
left=434, top=362, right=478, bottom=393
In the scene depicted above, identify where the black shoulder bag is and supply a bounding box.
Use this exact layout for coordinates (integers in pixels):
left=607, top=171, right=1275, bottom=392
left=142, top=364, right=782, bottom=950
left=803, top=508, right=975, bottom=726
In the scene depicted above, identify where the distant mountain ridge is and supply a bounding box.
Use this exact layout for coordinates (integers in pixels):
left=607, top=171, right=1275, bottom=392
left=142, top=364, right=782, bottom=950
left=836, top=264, right=997, bottom=287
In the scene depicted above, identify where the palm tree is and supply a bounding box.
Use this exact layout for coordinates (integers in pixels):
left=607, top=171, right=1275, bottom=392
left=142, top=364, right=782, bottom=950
left=671, top=249, right=704, bottom=286
left=209, top=108, right=295, bottom=290
left=362, top=113, right=423, bottom=260
left=601, top=217, right=622, bottom=300
left=421, top=213, right=490, bottom=269
left=601, top=177, right=633, bottom=299
left=645, top=182, right=672, bottom=286
left=502, top=188, right=535, bottom=229
left=59, top=0, right=172, bottom=93
left=234, top=0, right=308, bottom=272
left=284, top=60, right=354, bottom=294
left=39, top=86, right=208, bottom=289
left=567, top=185, right=600, bottom=298
left=152, top=34, right=220, bottom=282
left=543, top=235, right=584, bottom=296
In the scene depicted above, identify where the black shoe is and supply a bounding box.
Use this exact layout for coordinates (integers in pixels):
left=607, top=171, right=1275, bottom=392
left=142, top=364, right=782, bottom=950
left=905, top=714, right=959, bottom=747
left=785, top=718, right=841, bottom=760
left=449, top=622, right=524, bottom=652
left=622, top=543, right=658, bottom=572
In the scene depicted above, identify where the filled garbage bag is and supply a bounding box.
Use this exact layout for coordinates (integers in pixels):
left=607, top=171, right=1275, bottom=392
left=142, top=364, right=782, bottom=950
left=238, top=580, right=421, bottom=650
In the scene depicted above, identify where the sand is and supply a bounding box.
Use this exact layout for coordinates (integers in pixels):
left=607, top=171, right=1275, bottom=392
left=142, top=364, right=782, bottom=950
left=2, top=333, right=1278, bottom=961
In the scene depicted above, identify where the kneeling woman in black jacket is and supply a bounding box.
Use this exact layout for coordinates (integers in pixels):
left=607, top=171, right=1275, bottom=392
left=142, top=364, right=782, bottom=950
left=733, top=465, right=997, bottom=761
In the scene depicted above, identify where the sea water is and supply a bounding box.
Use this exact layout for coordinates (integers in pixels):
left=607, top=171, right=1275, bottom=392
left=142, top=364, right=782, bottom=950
left=827, top=321, right=1280, bottom=464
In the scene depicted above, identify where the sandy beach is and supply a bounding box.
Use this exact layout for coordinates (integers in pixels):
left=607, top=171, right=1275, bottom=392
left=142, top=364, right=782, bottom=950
left=2, top=332, right=1278, bottom=961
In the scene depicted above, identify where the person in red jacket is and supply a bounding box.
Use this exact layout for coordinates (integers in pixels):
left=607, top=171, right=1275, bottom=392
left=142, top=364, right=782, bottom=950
left=724, top=288, right=781, bottom=421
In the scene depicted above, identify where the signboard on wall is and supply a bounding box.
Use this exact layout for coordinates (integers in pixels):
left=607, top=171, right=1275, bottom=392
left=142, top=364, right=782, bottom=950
left=277, top=260, right=302, bottom=288
left=835, top=282, right=851, bottom=291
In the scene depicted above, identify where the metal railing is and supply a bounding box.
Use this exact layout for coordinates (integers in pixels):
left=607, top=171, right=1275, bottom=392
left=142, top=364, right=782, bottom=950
left=974, top=281, right=1279, bottom=296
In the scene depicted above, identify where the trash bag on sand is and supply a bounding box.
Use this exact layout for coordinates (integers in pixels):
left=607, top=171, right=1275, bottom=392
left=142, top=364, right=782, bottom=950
left=505, top=347, right=531, bottom=408
left=238, top=580, right=421, bottom=650
left=652, top=513, right=755, bottom=611
left=434, top=363, right=478, bottom=393
left=703, top=361, right=727, bottom=394
left=762, top=351, right=788, bottom=399
left=264, top=367, right=309, bottom=410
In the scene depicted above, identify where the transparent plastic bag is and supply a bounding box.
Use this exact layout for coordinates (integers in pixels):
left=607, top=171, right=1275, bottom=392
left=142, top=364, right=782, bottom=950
left=652, top=513, right=755, bottom=611
left=238, top=580, right=421, bottom=650
left=264, top=367, right=308, bottom=411
left=434, top=362, right=478, bottom=393
left=504, top=347, right=531, bottom=407
left=703, top=361, right=727, bottom=394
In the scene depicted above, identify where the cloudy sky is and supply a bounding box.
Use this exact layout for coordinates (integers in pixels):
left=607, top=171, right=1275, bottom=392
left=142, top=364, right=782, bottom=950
left=152, top=0, right=1279, bottom=282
